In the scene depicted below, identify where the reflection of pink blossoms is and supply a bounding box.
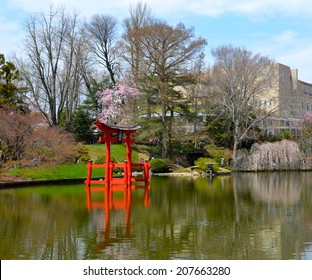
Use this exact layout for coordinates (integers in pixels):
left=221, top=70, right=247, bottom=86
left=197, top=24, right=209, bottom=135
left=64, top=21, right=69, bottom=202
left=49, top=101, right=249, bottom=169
left=96, top=79, right=140, bottom=124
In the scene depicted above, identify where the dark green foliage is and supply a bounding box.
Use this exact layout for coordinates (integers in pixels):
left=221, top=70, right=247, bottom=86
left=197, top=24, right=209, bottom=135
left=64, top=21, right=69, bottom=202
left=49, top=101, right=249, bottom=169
left=258, top=129, right=282, bottom=143
left=72, top=106, right=96, bottom=144
left=205, top=115, right=234, bottom=148
left=150, top=158, right=171, bottom=173
left=77, top=145, right=91, bottom=163
left=84, top=79, right=111, bottom=112
left=283, top=130, right=292, bottom=140
left=205, top=144, right=232, bottom=164
left=0, top=54, right=28, bottom=113
left=135, top=118, right=163, bottom=145
left=71, top=79, right=112, bottom=143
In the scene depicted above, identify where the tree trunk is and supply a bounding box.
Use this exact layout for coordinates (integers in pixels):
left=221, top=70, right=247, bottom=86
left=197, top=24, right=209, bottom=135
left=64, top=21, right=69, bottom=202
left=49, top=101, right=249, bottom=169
left=161, top=103, right=168, bottom=158
left=233, top=136, right=239, bottom=164
left=232, top=121, right=240, bottom=163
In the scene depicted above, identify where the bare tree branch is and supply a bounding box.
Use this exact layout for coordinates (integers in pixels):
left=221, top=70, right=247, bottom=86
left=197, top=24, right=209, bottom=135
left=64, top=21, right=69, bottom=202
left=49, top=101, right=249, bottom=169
left=211, top=44, right=277, bottom=160
left=15, top=6, right=88, bottom=129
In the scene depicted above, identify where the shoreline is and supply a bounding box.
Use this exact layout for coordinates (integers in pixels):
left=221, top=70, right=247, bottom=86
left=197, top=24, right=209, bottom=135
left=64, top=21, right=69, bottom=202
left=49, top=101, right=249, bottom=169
left=0, top=171, right=229, bottom=188
left=0, top=178, right=87, bottom=189
left=4, top=169, right=311, bottom=188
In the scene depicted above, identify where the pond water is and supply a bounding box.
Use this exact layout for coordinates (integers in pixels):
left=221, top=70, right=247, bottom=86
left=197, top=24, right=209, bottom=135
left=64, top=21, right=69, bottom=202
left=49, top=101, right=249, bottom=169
left=1, top=172, right=312, bottom=260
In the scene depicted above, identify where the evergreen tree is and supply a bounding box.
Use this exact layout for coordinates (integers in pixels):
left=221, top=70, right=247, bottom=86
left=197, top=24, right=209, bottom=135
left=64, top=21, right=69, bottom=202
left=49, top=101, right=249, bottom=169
left=0, top=54, right=28, bottom=113
left=71, top=80, right=110, bottom=143
left=72, top=106, right=96, bottom=144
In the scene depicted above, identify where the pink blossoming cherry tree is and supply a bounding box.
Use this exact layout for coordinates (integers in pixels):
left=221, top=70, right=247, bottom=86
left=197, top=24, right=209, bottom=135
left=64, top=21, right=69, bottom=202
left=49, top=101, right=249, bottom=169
left=96, top=79, right=140, bottom=126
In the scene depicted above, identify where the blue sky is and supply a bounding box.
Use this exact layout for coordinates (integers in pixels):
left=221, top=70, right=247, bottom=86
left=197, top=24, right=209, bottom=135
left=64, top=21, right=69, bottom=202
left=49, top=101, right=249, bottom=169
left=1, top=0, right=312, bottom=82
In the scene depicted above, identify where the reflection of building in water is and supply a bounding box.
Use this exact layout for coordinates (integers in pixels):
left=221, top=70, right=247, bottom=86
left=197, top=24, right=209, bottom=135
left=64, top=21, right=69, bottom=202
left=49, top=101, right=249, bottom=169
left=85, top=186, right=150, bottom=255
left=233, top=172, right=302, bottom=204
left=232, top=172, right=312, bottom=259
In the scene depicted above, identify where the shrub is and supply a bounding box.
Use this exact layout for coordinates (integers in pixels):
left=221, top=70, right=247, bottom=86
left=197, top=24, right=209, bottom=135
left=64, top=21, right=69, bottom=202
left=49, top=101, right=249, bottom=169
left=94, top=155, right=106, bottom=164
left=0, top=111, right=80, bottom=165
left=283, top=130, right=292, bottom=140
left=3, top=159, right=36, bottom=170
left=77, top=145, right=91, bottom=163
left=150, top=158, right=170, bottom=173
left=0, top=110, right=34, bottom=162
left=204, top=144, right=232, bottom=165
left=72, top=107, right=97, bottom=144
left=26, top=126, right=79, bottom=164
left=161, top=158, right=173, bottom=166
left=194, top=157, right=220, bottom=171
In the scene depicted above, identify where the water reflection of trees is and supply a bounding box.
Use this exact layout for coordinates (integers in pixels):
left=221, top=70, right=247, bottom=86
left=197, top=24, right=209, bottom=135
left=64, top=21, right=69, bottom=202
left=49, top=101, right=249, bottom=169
left=0, top=185, right=151, bottom=260
left=0, top=186, right=89, bottom=259
left=1, top=175, right=312, bottom=260
left=232, top=172, right=312, bottom=259
left=135, top=175, right=312, bottom=260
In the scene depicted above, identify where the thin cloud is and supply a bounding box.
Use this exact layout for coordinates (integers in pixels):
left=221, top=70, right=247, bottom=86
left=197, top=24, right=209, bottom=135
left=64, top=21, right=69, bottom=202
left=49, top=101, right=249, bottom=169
left=6, top=0, right=312, bottom=19
left=2, top=0, right=312, bottom=82
left=185, top=0, right=312, bottom=18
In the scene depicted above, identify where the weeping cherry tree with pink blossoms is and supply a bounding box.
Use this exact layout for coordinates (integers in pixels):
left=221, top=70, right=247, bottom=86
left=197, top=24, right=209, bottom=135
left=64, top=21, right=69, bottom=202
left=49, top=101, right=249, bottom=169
left=96, top=79, right=140, bottom=126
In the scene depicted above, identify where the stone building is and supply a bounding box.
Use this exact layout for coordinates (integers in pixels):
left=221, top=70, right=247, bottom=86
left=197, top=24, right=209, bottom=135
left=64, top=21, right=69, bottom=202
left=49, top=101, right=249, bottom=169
left=259, top=63, right=312, bottom=136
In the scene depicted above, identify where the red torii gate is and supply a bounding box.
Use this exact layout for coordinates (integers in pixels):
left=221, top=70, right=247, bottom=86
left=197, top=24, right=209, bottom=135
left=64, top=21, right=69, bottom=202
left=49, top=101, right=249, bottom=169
left=85, top=120, right=150, bottom=191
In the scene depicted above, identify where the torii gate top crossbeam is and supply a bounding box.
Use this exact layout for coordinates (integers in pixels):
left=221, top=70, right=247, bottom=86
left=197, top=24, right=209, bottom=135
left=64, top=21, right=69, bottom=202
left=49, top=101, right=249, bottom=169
left=94, top=120, right=141, bottom=134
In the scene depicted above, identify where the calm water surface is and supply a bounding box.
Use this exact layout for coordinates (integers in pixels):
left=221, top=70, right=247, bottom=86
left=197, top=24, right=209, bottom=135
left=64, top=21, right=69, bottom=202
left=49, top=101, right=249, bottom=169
left=1, top=172, right=312, bottom=260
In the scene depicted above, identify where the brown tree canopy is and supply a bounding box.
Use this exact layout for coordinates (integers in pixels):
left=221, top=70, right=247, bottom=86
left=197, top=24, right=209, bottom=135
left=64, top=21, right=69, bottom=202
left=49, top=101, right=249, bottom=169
left=123, top=21, right=207, bottom=156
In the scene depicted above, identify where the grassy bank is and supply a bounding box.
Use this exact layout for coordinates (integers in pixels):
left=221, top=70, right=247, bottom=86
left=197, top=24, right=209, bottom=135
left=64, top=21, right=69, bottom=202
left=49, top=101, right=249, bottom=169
left=8, top=163, right=102, bottom=181
left=5, top=144, right=141, bottom=181
left=86, top=143, right=139, bottom=162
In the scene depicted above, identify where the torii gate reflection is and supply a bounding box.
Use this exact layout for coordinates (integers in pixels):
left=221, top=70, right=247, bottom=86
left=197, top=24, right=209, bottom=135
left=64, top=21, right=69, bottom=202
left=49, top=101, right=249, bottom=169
left=85, top=185, right=150, bottom=251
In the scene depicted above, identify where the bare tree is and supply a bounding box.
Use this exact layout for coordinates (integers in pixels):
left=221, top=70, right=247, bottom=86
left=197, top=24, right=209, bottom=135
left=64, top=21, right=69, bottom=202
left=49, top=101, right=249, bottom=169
left=85, top=14, right=120, bottom=85
left=211, top=45, right=277, bottom=161
left=122, top=2, right=154, bottom=79
left=122, top=2, right=155, bottom=122
left=124, top=21, right=207, bottom=157
left=15, top=6, right=88, bottom=128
